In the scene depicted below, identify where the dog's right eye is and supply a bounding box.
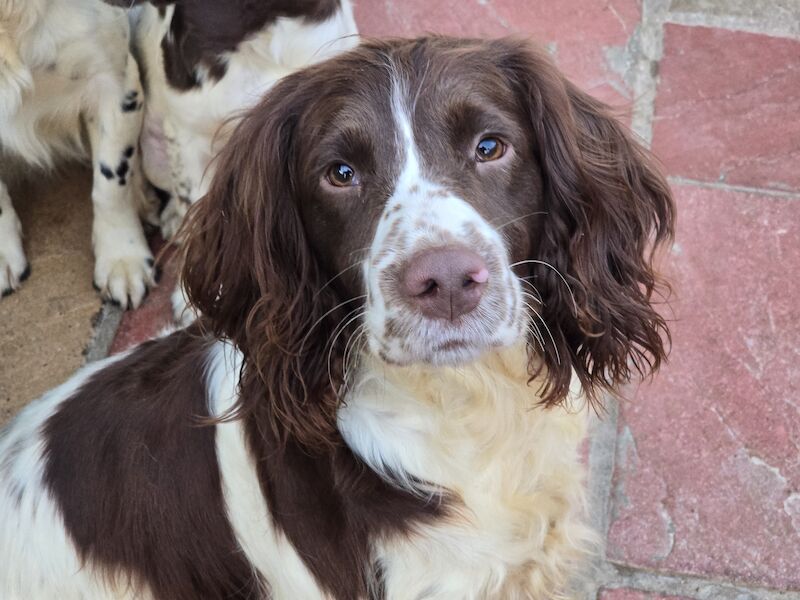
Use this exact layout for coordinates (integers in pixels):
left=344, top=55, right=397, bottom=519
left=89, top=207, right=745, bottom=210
left=475, top=137, right=506, bottom=162
left=326, top=163, right=359, bottom=187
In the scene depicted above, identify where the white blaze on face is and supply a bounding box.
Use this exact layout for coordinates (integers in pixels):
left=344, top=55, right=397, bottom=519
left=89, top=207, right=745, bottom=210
left=363, top=78, right=525, bottom=366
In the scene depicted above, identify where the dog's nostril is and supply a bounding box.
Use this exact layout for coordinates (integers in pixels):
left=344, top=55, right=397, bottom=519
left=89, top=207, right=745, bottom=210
left=420, top=280, right=438, bottom=296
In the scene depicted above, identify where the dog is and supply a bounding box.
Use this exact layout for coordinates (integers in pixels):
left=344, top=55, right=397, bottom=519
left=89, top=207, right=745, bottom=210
left=0, top=37, right=675, bottom=599
left=0, top=0, right=155, bottom=306
left=123, top=0, right=358, bottom=237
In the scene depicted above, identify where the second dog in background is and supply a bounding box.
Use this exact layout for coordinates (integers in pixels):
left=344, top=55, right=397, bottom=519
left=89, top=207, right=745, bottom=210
left=0, top=0, right=156, bottom=307
left=113, top=0, right=359, bottom=321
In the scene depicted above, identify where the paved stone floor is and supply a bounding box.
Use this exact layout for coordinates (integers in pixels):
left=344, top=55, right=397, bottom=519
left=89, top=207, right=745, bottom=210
left=1, top=1, right=798, bottom=598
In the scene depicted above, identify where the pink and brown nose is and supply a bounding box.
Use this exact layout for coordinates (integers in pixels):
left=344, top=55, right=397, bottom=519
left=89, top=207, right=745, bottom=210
left=401, top=246, right=489, bottom=321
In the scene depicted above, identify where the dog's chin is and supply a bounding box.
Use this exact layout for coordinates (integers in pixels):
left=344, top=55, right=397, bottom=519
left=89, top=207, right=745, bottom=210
left=370, top=334, right=519, bottom=369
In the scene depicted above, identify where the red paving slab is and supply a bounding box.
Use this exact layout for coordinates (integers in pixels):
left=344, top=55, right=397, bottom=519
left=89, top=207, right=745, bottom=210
left=652, top=25, right=800, bottom=192
left=355, top=0, right=639, bottom=106
left=109, top=238, right=178, bottom=354
left=607, top=184, right=800, bottom=589
left=600, top=591, right=689, bottom=600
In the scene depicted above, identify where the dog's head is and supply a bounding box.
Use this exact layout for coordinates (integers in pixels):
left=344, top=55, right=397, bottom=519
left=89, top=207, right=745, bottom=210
left=182, top=37, right=675, bottom=448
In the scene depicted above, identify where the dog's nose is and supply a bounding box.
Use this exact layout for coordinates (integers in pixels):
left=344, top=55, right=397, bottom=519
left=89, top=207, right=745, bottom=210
left=402, top=246, right=488, bottom=321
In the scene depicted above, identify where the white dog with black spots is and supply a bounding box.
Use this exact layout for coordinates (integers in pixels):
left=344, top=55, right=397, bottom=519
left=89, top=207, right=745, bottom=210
left=0, top=0, right=154, bottom=307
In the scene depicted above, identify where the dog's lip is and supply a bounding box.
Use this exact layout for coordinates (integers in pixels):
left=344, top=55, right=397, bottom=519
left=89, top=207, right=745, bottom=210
left=433, top=339, right=469, bottom=352
left=409, top=337, right=492, bottom=366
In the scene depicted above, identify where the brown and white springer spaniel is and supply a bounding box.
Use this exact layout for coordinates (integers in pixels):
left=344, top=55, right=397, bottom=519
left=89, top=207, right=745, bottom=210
left=0, top=37, right=674, bottom=599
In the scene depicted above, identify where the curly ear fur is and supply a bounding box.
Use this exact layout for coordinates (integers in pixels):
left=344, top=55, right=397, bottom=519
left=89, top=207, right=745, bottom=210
left=179, top=77, right=346, bottom=451
left=498, top=40, right=675, bottom=407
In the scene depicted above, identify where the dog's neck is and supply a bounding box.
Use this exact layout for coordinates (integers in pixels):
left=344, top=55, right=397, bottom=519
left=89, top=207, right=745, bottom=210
left=337, top=343, right=593, bottom=596
left=338, top=344, right=587, bottom=493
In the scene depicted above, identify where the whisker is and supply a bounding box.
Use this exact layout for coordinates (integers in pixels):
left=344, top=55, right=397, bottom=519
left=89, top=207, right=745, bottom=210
left=492, top=211, right=548, bottom=232
left=521, top=300, right=560, bottom=366
left=343, top=323, right=368, bottom=369
left=326, top=306, right=365, bottom=351
left=341, top=325, right=369, bottom=393
left=298, top=295, right=366, bottom=354
left=511, top=259, right=578, bottom=316
left=348, top=246, right=372, bottom=258
left=519, top=281, right=543, bottom=304
left=327, top=310, right=367, bottom=398
left=314, top=263, right=363, bottom=298
left=524, top=320, right=546, bottom=352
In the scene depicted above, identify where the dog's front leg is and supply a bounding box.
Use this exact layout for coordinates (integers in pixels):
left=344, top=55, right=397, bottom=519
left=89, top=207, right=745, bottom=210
left=160, top=123, right=214, bottom=324
left=0, top=179, right=29, bottom=296
left=159, top=122, right=213, bottom=241
left=85, top=54, right=154, bottom=309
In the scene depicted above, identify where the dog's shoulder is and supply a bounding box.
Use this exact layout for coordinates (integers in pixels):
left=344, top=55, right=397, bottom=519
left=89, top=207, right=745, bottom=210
left=0, top=328, right=260, bottom=600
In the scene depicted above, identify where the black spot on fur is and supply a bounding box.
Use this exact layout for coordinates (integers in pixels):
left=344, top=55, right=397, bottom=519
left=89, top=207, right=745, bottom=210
left=152, top=186, right=171, bottom=212
left=124, top=146, right=135, bottom=159
left=116, top=160, right=129, bottom=179
left=179, top=195, right=191, bottom=206
left=99, top=164, right=114, bottom=179
left=121, top=92, right=141, bottom=112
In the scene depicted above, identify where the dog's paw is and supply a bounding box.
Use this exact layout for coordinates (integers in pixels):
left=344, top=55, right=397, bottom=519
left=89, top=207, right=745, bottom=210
left=160, top=195, right=189, bottom=241
left=0, top=223, right=28, bottom=297
left=93, top=245, right=156, bottom=310
left=171, top=283, right=198, bottom=326
left=0, top=253, right=30, bottom=298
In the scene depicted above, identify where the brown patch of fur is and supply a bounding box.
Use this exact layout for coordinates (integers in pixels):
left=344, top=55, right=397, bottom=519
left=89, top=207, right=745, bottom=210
left=246, top=423, right=446, bottom=599
left=151, top=0, right=342, bottom=90
left=42, top=327, right=263, bottom=600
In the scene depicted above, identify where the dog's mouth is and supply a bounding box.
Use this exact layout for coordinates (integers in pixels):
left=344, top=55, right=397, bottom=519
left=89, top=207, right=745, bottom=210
left=434, top=339, right=469, bottom=352
left=365, top=271, right=526, bottom=368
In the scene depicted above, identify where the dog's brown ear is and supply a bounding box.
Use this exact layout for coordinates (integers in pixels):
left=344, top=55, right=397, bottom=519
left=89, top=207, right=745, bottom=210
left=496, top=39, right=675, bottom=407
left=180, top=75, right=343, bottom=450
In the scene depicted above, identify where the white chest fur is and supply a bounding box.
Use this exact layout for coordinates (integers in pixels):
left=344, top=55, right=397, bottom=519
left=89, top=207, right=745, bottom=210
left=339, top=346, right=594, bottom=599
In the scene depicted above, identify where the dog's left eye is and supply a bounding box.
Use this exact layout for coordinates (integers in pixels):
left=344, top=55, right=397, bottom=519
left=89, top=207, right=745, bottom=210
left=326, top=163, right=359, bottom=187
left=475, top=137, right=506, bottom=162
